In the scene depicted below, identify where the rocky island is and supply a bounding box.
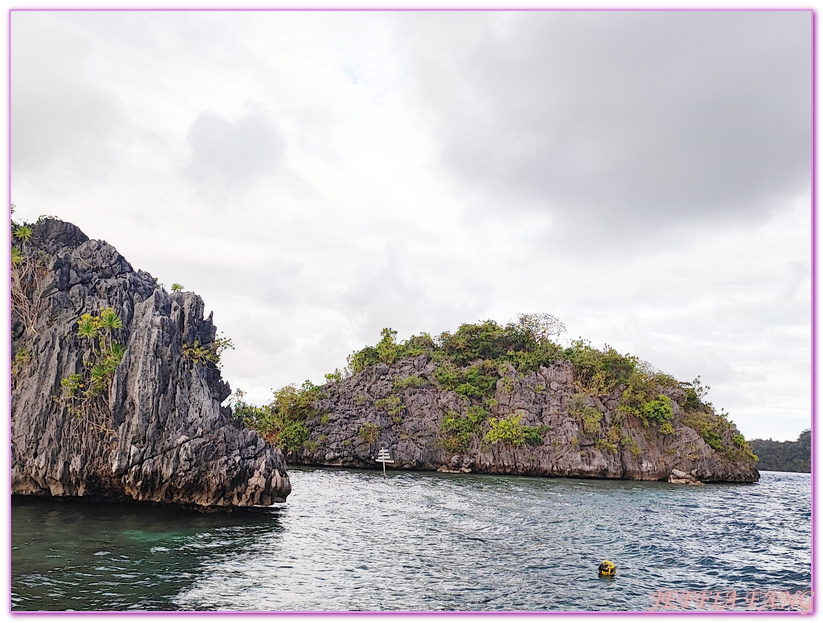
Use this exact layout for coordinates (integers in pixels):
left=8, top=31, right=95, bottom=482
left=10, top=218, right=291, bottom=508
left=11, top=217, right=758, bottom=506
left=243, top=325, right=759, bottom=483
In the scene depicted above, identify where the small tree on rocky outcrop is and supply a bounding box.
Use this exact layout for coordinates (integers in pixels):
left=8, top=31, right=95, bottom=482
left=515, top=312, right=567, bottom=343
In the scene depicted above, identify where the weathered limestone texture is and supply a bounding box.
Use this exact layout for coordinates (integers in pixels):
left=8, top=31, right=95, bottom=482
left=11, top=219, right=290, bottom=508
left=287, top=356, right=759, bottom=483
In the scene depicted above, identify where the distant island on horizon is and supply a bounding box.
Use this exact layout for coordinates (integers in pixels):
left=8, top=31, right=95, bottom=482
left=749, top=430, right=810, bottom=473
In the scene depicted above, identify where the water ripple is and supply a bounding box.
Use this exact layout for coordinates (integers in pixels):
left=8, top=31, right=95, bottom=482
left=11, top=470, right=810, bottom=611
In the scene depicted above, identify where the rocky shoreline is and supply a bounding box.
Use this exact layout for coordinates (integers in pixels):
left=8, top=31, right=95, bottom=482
left=280, top=355, right=759, bottom=483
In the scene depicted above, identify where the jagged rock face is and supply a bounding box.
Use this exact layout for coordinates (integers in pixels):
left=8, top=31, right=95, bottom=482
left=289, top=356, right=759, bottom=483
left=11, top=219, right=291, bottom=508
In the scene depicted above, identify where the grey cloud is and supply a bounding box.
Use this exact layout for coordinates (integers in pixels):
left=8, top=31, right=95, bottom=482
left=403, top=11, right=811, bottom=242
left=183, top=110, right=285, bottom=196
left=11, top=13, right=125, bottom=180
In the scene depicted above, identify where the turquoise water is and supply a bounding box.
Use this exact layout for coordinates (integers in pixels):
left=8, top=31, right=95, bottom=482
left=11, top=469, right=811, bottom=612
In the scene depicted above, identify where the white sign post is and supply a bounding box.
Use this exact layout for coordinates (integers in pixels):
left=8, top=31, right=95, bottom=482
left=376, top=447, right=394, bottom=477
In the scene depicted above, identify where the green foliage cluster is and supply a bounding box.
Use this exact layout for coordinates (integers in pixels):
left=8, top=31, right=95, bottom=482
left=682, top=376, right=712, bottom=412
left=727, top=434, right=758, bottom=463
left=346, top=314, right=566, bottom=378
left=11, top=347, right=31, bottom=377
left=182, top=334, right=234, bottom=368
left=229, top=389, right=274, bottom=437
left=346, top=328, right=413, bottom=372
left=640, top=395, right=675, bottom=434
left=749, top=430, right=809, bottom=472
left=233, top=382, right=326, bottom=453
left=441, top=406, right=488, bottom=453
left=393, top=374, right=429, bottom=390
left=434, top=360, right=498, bottom=400
left=359, top=422, right=380, bottom=444
left=564, top=340, right=637, bottom=395
left=622, top=434, right=642, bottom=458
left=616, top=366, right=676, bottom=434
left=375, top=394, right=404, bottom=424
left=58, top=308, right=126, bottom=420
left=375, top=394, right=402, bottom=414
left=10, top=208, right=52, bottom=336
left=683, top=409, right=732, bottom=452
left=267, top=381, right=322, bottom=452
left=484, top=411, right=546, bottom=447
left=568, top=394, right=603, bottom=435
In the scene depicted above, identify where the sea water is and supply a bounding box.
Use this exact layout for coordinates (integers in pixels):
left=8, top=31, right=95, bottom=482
left=10, top=469, right=811, bottom=612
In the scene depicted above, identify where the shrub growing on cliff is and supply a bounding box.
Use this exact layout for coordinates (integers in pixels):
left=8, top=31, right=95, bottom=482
left=57, top=308, right=126, bottom=427
left=346, top=316, right=566, bottom=382
left=564, top=340, right=638, bottom=395
left=230, top=389, right=274, bottom=436
left=441, top=406, right=488, bottom=453
left=375, top=394, right=403, bottom=423
left=182, top=334, right=234, bottom=368
left=681, top=376, right=712, bottom=412
left=10, top=215, right=51, bottom=336
left=569, top=394, right=602, bottom=435
left=359, top=422, right=380, bottom=443
left=434, top=360, right=498, bottom=400
left=683, top=409, right=730, bottom=452
left=394, top=374, right=428, bottom=390
left=279, top=421, right=311, bottom=451
left=11, top=347, right=31, bottom=377
left=484, top=411, right=545, bottom=447
left=639, top=395, right=675, bottom=434
left=265, top=381, right=323, bottom=451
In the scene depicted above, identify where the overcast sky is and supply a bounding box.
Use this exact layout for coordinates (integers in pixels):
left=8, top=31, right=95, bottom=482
left=10, top=9, right=812, bottom=441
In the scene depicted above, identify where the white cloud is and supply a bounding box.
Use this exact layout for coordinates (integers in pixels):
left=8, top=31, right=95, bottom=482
left=183, top=110, right=285, bottom=197
left=11, top=12, right=127, bottom=189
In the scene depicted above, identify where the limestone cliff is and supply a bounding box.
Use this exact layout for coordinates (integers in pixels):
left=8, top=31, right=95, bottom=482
left=10, top=219, right=291, bottom=508
left=274, top=329, right=759, bottom=483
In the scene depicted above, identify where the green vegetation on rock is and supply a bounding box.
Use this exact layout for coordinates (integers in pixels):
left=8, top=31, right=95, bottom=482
left=484, top=411, right=547, bottom=447
left=229, top=389, right=274, bottom=437
left=269, top=381, right=320, bottom=452
left=10, top=210, right=52, bottom=337
left=569, top=394, right=602, bottom=434
left=359, top=422, right=380, bottom=444
left=182, top=334, right=234, bottom=368
left=56, top=308, right=126, bottom=426
left=441, top=406, right=488, bottom=453
left=231, top=381, right=322, bottom=453
left=229, top=313, right=754, bottom=473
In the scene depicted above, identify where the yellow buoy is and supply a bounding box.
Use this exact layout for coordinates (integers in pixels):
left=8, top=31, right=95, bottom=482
left=598, top=560, right=616, bottom=576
